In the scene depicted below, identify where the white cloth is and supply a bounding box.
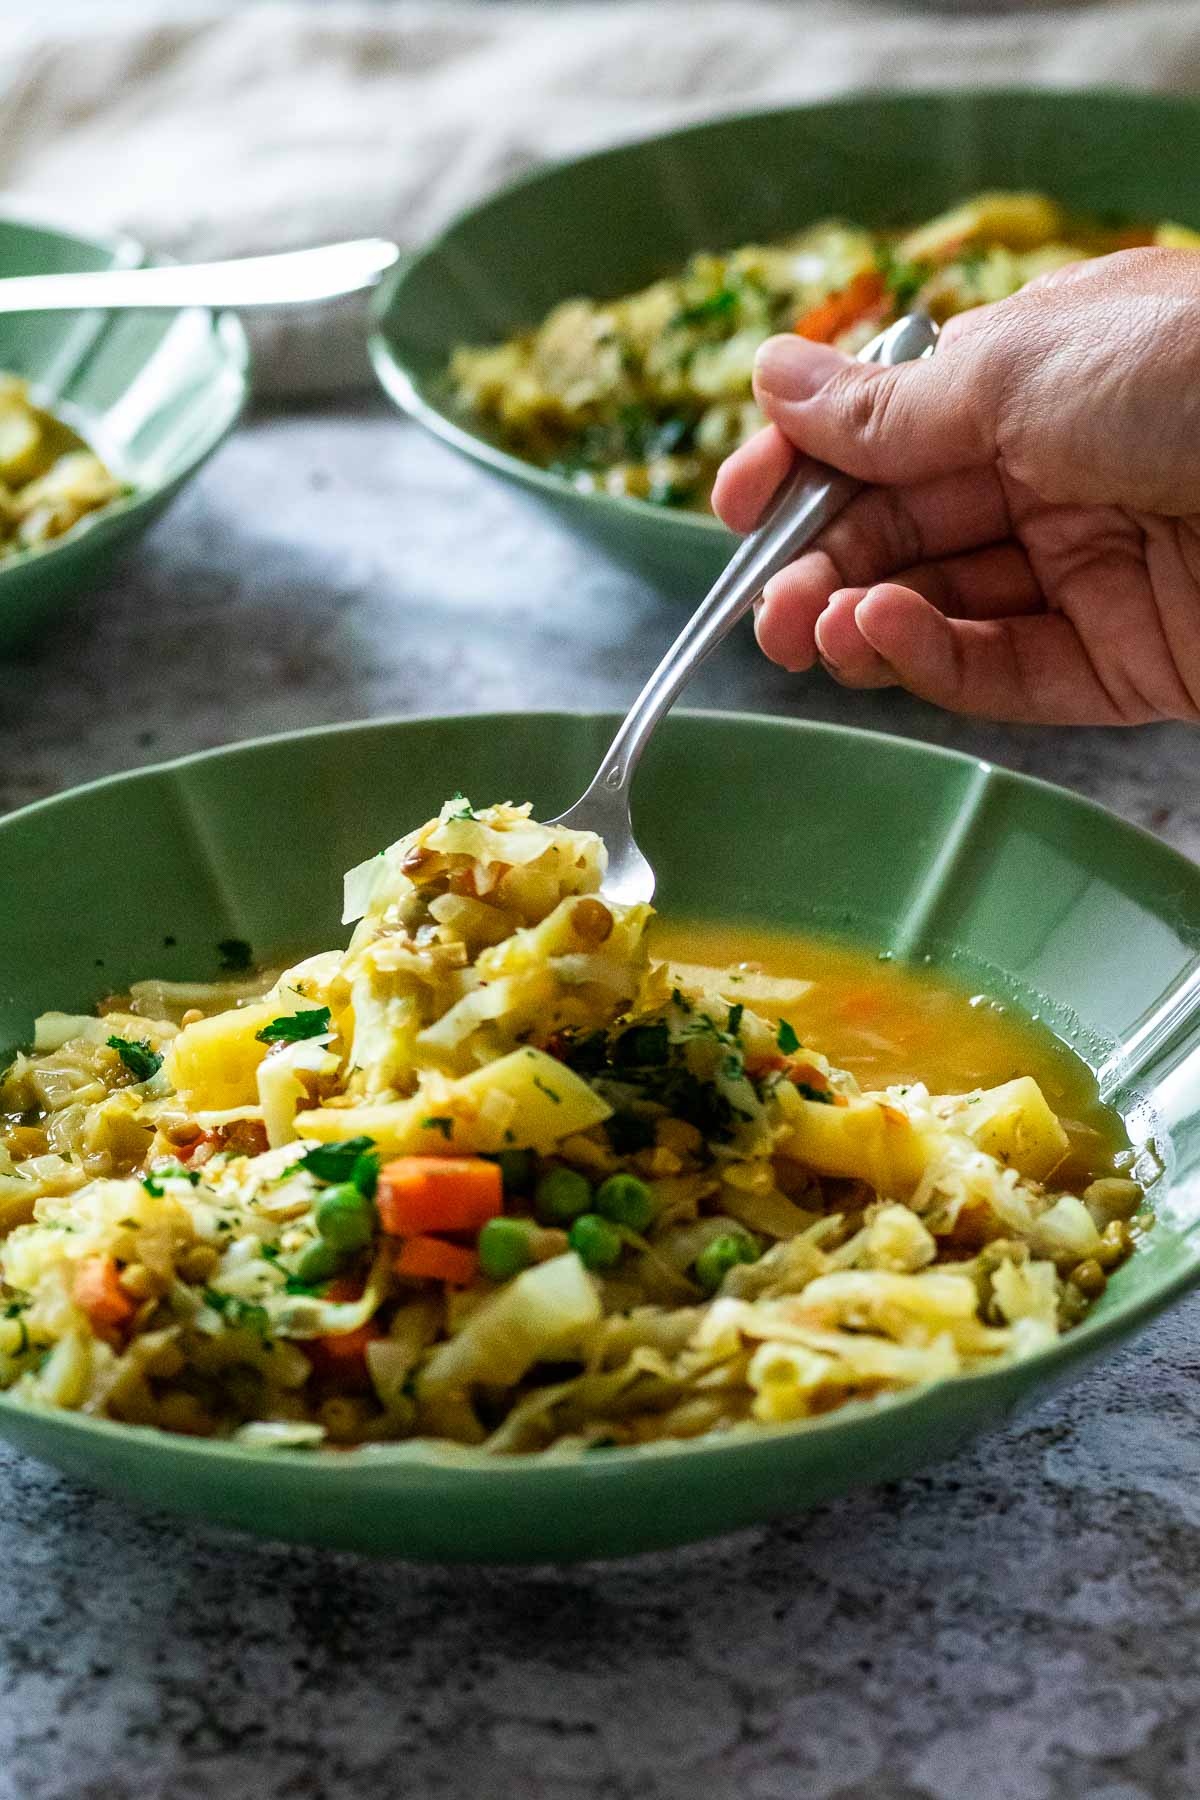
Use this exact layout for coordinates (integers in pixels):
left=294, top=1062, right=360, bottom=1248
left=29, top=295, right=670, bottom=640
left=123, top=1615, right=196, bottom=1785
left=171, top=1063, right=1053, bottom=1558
left=0, top=0, right=1198, bottom=393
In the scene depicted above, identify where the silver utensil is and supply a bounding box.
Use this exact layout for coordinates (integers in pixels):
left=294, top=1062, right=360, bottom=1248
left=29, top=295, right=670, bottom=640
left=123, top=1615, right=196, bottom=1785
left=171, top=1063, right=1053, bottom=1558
left=0, top=238, right=400, bottom=314
left=551, top=310, right=940, bottom=905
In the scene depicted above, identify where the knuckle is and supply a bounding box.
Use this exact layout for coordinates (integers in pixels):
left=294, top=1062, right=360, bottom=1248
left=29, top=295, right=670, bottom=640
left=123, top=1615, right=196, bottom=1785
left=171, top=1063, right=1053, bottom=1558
left=826, top=368, right=909, bottom=472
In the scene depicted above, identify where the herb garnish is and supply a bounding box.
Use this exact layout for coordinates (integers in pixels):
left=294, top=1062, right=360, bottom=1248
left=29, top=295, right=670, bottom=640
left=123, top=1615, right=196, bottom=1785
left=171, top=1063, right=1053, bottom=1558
left=776, top=1019, right=800, bottom=1056
left=668, top=287, right=739, bottom=330
left=255, top=1007, right=331, bottom=1045
left=142, top=1162, right=201, bottom=1196
left=283, top=1273, right=328, bottom=1296
left=202, top=1289, right=270, bottom=1335
left=293, top=1136, right=379, bottom=1196
left=875, top=245, right=932, bottom=314
left=796, top=1082, right=834, bottom=1106
left=612, top=1022, right=670, bottom=1069
left=421, top=1116, right=454, bottom=1142
left=603, top=1110, right=657, bottom=1156
left=106, top=1036, right=163, bottom=1083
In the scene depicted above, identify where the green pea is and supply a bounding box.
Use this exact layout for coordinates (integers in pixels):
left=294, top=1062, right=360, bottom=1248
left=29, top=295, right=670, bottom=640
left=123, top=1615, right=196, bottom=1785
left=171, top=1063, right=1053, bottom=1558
left=594, top=1173, right=655, bottom=1232
left=494, top=1148, right=535, bottom=1193
left=315, top=1182, right=375, bottom=1252
left=478, top=1217, right=535, bottom=1282
left=693, top=1231, right=760, bottom=1295
left=295, top=1238, right=342, bottom=1283
left=569, top=1212, right=623, bottom=1271
left=534, top=1166, right=592, bottom=1225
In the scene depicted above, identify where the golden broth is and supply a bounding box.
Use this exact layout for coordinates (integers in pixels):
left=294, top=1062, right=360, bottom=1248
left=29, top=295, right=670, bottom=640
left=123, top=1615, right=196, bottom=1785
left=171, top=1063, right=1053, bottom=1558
left=653, top=920, right=1127, bottom=1190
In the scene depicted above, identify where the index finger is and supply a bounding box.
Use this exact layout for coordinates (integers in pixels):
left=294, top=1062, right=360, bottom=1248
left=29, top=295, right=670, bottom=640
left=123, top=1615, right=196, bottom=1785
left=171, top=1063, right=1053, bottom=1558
left=710, top=423, right=792, bottom=533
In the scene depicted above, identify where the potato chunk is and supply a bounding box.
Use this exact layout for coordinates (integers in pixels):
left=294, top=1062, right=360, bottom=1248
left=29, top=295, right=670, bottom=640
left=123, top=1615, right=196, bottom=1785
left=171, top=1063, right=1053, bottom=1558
left=780, top=1093, right=931, bottom=1196
left=295, top=1046, right=611, bottom=1157
left=954, top=1077, right=1069, bottom=1182
left=165, top=1001, right=281, bottom=1110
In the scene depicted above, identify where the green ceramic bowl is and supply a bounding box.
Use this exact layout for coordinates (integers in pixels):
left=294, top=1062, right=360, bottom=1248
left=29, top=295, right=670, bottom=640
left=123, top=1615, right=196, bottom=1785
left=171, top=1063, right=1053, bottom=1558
left=0, top=710, right=1198, bottom=1562
left=371, top=87, right=1200, bottom=597
left=0, top=214, right=249, bottom=650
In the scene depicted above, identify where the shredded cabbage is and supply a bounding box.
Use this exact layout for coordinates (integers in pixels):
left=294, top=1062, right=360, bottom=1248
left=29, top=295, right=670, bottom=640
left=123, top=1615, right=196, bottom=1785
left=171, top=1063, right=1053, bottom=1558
left=0, top=794, right=1146, bottom=1452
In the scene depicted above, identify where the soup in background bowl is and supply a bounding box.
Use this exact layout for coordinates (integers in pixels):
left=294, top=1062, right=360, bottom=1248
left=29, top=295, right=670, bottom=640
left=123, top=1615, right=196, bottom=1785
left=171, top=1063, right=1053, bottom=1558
left=372, top=88, right=1200, bottom=595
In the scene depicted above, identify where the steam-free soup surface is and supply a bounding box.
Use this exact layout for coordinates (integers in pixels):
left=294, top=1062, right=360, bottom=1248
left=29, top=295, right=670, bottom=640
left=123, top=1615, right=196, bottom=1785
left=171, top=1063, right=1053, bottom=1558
left=654, top=919, right=1126, bottom=1189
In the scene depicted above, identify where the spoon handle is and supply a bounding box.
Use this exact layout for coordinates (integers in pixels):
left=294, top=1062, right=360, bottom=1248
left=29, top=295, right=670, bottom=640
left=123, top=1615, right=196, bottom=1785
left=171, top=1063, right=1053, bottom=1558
left=0, top=239, right=400, bottom=314
left=589, top=311, right=940, bottom=801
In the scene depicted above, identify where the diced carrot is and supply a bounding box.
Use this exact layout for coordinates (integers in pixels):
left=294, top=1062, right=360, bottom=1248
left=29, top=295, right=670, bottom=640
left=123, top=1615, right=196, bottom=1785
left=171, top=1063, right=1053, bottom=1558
left=72, top=1255, right=135, bottom=1330
left=789, top=1062, right=849, bottom=1106
left=394, top=1236, right=480, bottom=1287
left=307, top=1322, right=379, bottom=1391
left=178, top=1129, right=220, bottom=1168
left=323, top=1276, right=365, bottom=1305
left=794, top=270, right=886, bottom=343
left=316, top=1323, right=377, bottom=1360
left=791, top=1062, right=830, bottom=1090
left=1114, top=226, right=1155, bottom=249
left=376, top=1157, right=503, bottom=1237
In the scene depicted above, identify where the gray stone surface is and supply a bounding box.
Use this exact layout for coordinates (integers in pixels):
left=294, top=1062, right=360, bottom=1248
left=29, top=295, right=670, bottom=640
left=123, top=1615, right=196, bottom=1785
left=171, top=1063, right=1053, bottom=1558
left=1, top=398, right=1198, bottom=1800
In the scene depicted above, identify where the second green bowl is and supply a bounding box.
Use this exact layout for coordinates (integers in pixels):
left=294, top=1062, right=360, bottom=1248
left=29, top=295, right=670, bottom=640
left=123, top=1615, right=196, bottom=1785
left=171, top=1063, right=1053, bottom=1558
left=371, top=87, right=1200, bottom=597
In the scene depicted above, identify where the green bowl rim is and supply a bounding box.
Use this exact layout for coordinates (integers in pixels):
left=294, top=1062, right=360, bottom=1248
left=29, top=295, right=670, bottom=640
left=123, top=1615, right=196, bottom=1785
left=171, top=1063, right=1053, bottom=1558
left=0, top=208, right=252, bottom=580
left=369, top=82, right=1200, bottom=537
left=1, top=705, right=1199, bottom=1480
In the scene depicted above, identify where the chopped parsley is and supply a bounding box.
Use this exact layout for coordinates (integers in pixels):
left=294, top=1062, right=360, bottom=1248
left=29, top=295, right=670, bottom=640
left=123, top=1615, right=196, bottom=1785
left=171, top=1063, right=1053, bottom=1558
left=726, top=1003, right=744, bottom=1039
left=255, top=1007, right=331, bottom=1045
left=142, top=1162, right=200, bottom=1197
left=293, top=1136, right=379, bottom=1196
left=612, top=1022, right=670, bottom=1069
left=603, top=1110, right=657, bottom=1156
left=446, top=792, right=476, bottom=821
left=202, top=1289, right=270, bottom=1335
left=668, top=287, right=739, bottom=330
left=283, top=1273, right=328, bottom=1296
left=532, top=1075, right=562, bottom=1105
left=217, top=937, right=253, bottom=972
left=875, top=245, right=932, bottom=313
left=796, top=1082, right=834, bottom=1106
left=421, top=1116, right=454, bottom=1142
left=559, top=1029, right=608, bottom=1076
left=106, top=1036, right=163, bottom=1083
left=776, top=1019, right=800, bottom=1056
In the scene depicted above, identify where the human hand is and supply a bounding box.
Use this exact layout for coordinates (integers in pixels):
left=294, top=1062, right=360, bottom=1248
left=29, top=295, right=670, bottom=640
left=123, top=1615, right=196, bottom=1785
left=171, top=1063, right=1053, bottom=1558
left=712, top=250, right=1200, bottom=723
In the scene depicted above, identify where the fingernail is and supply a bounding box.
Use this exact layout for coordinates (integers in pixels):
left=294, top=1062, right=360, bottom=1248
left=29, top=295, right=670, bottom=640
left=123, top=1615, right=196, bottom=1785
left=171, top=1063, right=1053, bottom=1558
left=754, top=335, right=849, bottom=402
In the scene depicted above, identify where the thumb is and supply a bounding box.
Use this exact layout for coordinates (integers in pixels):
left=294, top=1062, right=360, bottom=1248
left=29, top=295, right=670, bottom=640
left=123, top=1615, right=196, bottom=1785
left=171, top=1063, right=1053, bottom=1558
left=752, top=332, right=997, bottom=486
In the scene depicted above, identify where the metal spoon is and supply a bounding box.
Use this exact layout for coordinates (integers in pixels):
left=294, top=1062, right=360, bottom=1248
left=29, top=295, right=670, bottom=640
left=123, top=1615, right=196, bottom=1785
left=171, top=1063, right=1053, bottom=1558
left=0, top=239, right=400, bottom=314
left=551, top=310, right=940, bottom=904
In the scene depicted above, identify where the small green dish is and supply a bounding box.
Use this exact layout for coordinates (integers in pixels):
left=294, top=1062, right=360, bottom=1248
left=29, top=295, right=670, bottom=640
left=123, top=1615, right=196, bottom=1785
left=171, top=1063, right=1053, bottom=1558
left=371, top=87, right=1200, bottom=596
left=0, top=710, right=1197, bottom=1562
left=0, top=214, right=249, bottom=651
